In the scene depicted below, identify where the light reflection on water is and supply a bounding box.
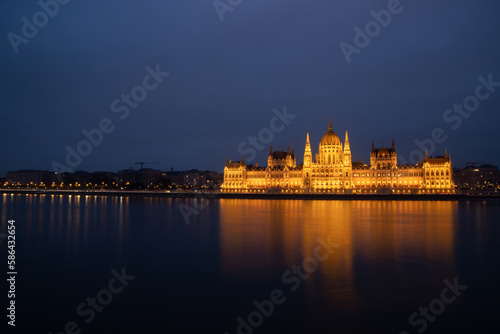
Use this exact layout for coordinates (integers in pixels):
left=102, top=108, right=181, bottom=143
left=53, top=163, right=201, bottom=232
left=0, top=194, right=498, bottom=333
left=218, top=200, right=458, bottom=314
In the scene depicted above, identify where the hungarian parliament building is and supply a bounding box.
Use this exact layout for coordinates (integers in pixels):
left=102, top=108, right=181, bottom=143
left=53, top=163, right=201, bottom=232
left=221, top=119, right=454, bottom=194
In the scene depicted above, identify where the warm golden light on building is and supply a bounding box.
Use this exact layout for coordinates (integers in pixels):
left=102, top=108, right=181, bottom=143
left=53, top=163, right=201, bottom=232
left=222, top=119, right=454, bottom=194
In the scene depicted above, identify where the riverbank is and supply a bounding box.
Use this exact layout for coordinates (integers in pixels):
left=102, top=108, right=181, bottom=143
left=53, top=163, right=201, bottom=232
left=1, top=189, right=499, bottom=201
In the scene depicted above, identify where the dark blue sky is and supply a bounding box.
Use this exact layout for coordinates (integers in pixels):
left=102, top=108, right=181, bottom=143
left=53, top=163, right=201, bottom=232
left=1, top=0, right=500, bottom=175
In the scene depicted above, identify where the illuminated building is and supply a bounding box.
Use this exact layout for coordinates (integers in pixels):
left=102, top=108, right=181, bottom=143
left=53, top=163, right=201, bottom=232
left=453, top=164, right=500, bottom=190
left=221, top=119, right=455, bottom=194
left=6, top=169, right=57, bottom=185
left=118, top=168, right=162, bottom=188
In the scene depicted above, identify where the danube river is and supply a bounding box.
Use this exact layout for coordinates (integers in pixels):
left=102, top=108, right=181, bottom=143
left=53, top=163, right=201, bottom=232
left=1, top=193, right=499, bottom=333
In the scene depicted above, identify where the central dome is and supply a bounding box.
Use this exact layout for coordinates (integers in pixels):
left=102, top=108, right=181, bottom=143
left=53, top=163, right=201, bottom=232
left=320, top=118, right=341, bottom=146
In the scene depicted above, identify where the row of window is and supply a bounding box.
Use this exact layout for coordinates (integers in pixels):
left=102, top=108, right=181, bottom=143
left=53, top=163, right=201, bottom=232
left=375, top=163, right=394, bottom=169
left=353, top=172, right=424, bottom=177
left=312, top=181, right=345, bottom=186
left=227, top=174, right=303, bottom=179
left=225, top=173, right=242, bottom=179
left=356, top=180, right=422, bottom=185
left=228, top=169, right=450, bottom=179
left=426, top=170, right=450, bottom=176
left=427, top=181, right=451, bottom=187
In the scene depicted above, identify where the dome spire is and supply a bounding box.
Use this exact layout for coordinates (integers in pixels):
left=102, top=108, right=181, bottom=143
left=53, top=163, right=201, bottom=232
left=320, top=120, right=341, bottom=146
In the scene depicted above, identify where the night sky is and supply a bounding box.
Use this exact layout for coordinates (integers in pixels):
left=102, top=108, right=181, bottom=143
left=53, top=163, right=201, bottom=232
left=1, top=0, right=500, bottom=176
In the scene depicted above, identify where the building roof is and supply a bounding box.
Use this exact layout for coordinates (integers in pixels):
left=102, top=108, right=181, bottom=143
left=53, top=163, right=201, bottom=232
left=425, top=156, right=450, bottom=164
left=271, top=151, right=288, bottom=159
left=320, top=118, right=341, bottom=146
left=352, top=161, right=368, bottom=168
left=371, top=138, right=396, bottom=156
left=372, top=147, right=395, bottom=156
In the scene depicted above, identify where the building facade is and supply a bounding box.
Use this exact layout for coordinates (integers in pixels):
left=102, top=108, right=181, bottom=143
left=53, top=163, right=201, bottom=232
left=118, top=168, right=163, bottom=189
left=221, top=119, right=455, bottom=194
left=6, top=169, right=57, bottom=186
left=453, top=164, right=500, bottom=191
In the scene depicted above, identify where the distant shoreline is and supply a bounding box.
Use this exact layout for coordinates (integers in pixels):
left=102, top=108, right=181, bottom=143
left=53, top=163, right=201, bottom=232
left=1, top=189, right=499, bottom=201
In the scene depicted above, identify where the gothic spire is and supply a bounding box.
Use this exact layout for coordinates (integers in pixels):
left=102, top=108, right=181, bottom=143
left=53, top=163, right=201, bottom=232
left=344, top=130, right=351, bottom=155
left=392, top=137, right=395, bottom=151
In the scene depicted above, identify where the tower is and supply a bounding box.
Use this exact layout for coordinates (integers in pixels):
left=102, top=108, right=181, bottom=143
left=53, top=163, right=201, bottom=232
left=268, top=144, right=273, bottom=167
left=390, top=138, right=397, bottom=167
left=343, top=130, right=353, bottom=189
left=304, top=133, right=312, bottom=166
left=285, top=143, right=295, bottom=167
left=343, top=130, right=351, bottom=166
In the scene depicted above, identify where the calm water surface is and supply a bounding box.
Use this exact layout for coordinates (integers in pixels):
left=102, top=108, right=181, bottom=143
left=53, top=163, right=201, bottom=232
left=1, top=194, right=499, bottom=333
